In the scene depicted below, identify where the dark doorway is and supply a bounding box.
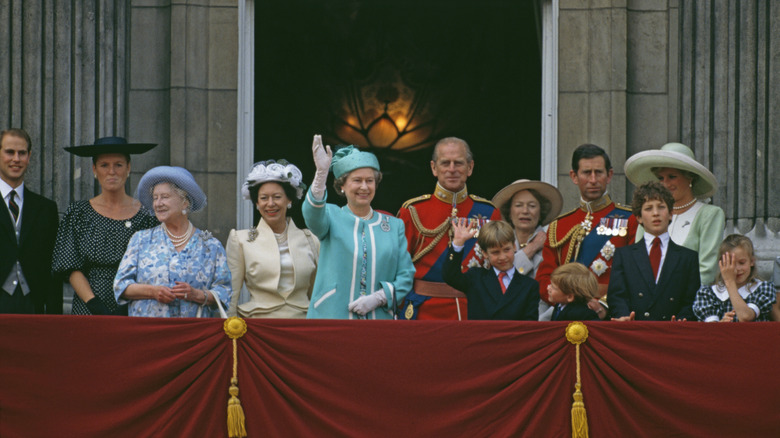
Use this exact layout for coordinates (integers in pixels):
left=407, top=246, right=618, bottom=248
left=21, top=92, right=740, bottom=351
left=255, top=0, right=541, bottom=225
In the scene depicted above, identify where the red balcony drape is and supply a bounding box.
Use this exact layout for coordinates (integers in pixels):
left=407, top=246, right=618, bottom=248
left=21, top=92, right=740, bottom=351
left=0, top=316, right=778, bottom=437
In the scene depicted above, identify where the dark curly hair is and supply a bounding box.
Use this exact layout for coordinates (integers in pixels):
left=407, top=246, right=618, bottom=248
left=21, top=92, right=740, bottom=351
left=630, top=181, right=674, bottom=217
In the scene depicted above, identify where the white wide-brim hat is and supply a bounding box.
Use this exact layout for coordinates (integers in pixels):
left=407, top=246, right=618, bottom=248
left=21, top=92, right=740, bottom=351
left=491, top=179, right=563, bottom=226
left=136, top=166, right=207, bottom=212
left=624, top=142, right=718, bottom=199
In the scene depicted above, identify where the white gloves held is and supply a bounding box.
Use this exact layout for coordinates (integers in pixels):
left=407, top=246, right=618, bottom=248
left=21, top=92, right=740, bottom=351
left=348, top=289, right=387, bottom=316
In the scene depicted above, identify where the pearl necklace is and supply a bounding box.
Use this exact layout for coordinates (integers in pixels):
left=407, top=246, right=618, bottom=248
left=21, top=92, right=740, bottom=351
left=163, top=221, right=193, bottom=248
left=673, top=198, right=697, bottom=211
left=352, top=207, right=373, bottom=220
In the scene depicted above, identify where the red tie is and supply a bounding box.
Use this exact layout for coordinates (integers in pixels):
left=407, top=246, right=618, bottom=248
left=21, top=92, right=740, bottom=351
left=649, top=237, right=662, bottom=281
left=498, top=271, right=508, bottom=294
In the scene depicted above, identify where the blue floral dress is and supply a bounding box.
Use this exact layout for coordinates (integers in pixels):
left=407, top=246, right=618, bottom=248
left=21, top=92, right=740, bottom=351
left=113, top=226, right=232, bottom=317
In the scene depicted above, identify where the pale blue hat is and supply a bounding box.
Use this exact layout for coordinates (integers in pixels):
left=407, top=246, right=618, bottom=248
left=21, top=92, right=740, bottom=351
left=136, top=166, right=207, bottom=212
left=330, top=145, right=380, bottom=179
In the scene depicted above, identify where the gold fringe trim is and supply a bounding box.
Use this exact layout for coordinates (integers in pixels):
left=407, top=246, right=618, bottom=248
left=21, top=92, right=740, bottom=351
left=224, top=317, right=248, bottom=438
left=566, top=322, right=590, bottom=438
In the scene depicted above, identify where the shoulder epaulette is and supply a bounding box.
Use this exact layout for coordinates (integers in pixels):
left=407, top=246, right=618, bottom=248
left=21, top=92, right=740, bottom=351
left=552, top=207, right=580, bottom=222
left=401, top=194, right=431, bottom=209
left=469, top=194, right=495, bottom=207
left=614, top=203, right=632, bottom=212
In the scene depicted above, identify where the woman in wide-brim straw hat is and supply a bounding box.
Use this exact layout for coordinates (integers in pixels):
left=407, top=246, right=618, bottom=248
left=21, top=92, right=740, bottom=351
left=113, top=166, right=232, bottom=317
left=624, top=142, right=725, bottom=284
left=302, top=135, right=414, bottom=319
left=52, top=137, right=159, bottom=316
left=492, top=179, right=562, bottom=317
left=226, top=159, right=320, bottom=318
left=491, top=179, right=562, bottom=279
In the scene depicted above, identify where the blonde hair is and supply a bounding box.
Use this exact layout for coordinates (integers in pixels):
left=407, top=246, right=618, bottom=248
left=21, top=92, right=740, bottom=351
left=715, top=234, right=760, bottom=285
left=550, top=263, right=599, bottom=303
left=476, top=221, right=514, bottom=250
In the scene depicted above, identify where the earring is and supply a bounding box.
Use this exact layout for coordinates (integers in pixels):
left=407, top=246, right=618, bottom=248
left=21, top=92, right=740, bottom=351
left=689, top=183, right=693, bottom=188
left=93, top=174, right=97, bottom=179
left=182, top=209, right=187, bottom=215
left=287, top=203, right=292, bottom=209
left=340, top=189, right=345, bottom=194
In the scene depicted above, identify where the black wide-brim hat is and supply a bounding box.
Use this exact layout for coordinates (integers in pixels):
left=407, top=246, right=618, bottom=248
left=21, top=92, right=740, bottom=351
left=64, top=136, right=157, bottom=157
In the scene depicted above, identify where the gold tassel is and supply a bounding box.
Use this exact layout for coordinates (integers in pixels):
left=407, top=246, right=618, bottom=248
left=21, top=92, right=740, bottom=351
left=565, top=322, right=590, bottom=438
left=227, top=377, right=247, bottom=438
left=224, top=317, right=248, bottom=438
left=571, top=382, right=589, bottom=438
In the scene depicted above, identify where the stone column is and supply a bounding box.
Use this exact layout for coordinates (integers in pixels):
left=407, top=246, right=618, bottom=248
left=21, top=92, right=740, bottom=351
left=678, top=0, right=780, bottom=277
left=557, top=0, right=629, bottom=209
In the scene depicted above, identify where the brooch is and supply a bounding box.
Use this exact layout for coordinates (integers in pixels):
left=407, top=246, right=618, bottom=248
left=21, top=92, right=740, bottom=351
left=247, top=228, right=258, bottom=242
left=124, top=221, right=132, bottom=228
left=590, top=258, right=608, bottom=277
left=380, top=216, right=391, bottom=232
left=600, top=241, right=616, bottom=260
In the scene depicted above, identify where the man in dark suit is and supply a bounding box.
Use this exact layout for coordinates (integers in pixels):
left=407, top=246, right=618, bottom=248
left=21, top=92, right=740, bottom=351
left=0, top=128, right=61, bottom=314
left=443, top=219, right=538, bottom=320
left=607, top=182, right=699, bottom=321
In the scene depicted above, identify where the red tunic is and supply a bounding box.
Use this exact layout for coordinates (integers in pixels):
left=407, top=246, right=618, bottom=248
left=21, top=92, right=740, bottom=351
left=535, top=195, right=638, bottom=303
left=397, top=184, right=501, bottom=320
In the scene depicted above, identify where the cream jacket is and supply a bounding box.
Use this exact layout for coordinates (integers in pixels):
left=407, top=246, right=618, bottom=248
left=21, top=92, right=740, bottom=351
left=227, top=219, right=319, bottom=318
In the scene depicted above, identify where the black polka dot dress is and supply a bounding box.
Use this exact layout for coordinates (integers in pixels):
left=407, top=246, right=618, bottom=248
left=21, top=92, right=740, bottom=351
left=52, top=200, right=159, bottom=315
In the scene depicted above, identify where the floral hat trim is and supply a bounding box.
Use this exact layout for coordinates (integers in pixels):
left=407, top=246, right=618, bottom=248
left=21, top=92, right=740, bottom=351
left=241, top=159, right=306, bottom=200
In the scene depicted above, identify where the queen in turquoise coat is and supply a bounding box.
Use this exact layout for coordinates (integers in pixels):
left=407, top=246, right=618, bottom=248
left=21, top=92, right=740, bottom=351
left=303, top=135, right=414, bottom=319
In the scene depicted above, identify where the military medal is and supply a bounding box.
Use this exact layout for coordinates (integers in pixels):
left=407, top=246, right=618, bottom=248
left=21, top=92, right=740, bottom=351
left=405, top=303, right=414, bottom=320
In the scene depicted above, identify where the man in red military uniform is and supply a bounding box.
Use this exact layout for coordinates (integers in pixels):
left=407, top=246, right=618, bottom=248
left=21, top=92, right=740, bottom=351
left=397, top=137, right=501, bottom=320
left=535, top=144, right=638, bottom=318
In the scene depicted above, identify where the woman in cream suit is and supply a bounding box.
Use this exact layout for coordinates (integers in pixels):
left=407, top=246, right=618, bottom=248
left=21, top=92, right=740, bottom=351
left=227, top=160, right=319, bottom=318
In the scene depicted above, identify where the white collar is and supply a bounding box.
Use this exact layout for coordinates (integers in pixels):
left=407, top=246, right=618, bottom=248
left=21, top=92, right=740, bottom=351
left=643, top=231, right=670, bottom=249
left=711, top=281, right=760, bottom=301
left=0, top=179, right=23, bottom=200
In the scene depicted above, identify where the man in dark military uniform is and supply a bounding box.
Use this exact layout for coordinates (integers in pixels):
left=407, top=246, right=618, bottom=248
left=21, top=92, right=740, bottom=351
left=535, top=144, right=638, bottom=318
left=397, top=137, right=501, bottom=320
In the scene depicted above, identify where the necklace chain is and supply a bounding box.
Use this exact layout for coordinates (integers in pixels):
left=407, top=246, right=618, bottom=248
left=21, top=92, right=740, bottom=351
left=673, top=198, right=697, bottom=211
left=162, top=221, right=193, bottom=247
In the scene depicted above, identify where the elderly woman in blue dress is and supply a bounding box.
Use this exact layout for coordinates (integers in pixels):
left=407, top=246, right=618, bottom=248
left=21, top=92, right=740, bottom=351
left=625, top=143, right=725, bottom=285
left=303, top=135, right=414, bottom=319
left=113, top=166, right=231, bottom=317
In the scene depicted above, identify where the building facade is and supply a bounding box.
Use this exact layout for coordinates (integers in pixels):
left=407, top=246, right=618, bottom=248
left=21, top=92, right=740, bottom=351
left=1, top=0, right=777, bottom=289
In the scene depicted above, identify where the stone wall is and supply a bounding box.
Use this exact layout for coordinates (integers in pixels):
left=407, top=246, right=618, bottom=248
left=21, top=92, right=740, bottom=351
left=129, top=0, right=238, bottom=242
left=0, top=1, right=238, bottom=312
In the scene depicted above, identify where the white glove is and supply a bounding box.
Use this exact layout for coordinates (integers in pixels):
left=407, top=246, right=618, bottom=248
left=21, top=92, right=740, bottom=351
left=311, top=134, right=332, bottom=200
left=348, top=289, right=387, bottom=316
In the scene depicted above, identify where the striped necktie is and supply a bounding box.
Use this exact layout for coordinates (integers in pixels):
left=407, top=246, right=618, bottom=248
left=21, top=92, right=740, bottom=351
left=8, top=190, right=19, bottom=222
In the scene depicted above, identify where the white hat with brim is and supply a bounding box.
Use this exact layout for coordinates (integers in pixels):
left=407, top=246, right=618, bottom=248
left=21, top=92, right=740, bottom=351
left=136, top=166, right=207, bottom=212
left=491, top=179, right=563, bottom=226
left=624, top=142, right=718, bottom=199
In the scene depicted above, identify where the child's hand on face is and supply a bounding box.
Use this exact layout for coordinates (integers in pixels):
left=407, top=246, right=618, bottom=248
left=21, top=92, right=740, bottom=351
left=451, top=218, right=477, bottom=247
left=719, top=251, right=737, bottom=285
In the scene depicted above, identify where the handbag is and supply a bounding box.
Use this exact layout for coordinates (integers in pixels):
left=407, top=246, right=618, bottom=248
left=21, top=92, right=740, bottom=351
left=196, top=289, right=228, bottom=318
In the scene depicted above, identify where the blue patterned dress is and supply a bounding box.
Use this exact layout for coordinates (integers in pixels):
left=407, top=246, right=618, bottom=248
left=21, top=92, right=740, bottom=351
left=113, top=226, right=232, bottom=317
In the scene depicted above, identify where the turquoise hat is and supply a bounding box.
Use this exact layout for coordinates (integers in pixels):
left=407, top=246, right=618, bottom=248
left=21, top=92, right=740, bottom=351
left=330, top=146, right=380, bottom=179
